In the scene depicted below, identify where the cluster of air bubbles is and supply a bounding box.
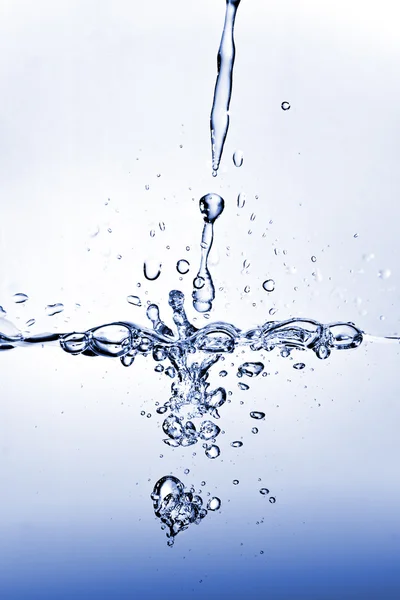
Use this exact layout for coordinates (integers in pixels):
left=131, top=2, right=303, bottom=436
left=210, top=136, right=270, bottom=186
left=151, top=476, right=216, bottom=546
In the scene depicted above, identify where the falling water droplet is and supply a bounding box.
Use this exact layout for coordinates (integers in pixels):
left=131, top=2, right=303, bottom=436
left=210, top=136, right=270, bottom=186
left=13, top=293, right=29, bottom=304
left=144, top=259, right=162, bottom=281
left=177, top=260, right=190, bottom=275
left=237, top=193, right=246, bottom=208
left=45, top=303, right=64, bottom=317
left=250, top=411, right=265, bottom=420
left=263, top=280, right=275, bottom=292
left=127, top=295, right=141, bottom=306
left=233, top=150, right=243, bottom=167
left=281, top=101, right=290, bottom=110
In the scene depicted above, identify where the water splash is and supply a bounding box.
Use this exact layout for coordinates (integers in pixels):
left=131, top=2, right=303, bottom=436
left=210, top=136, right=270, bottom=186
left=192, top=193, right=225, bottom=313
left=1, top=290, right=365, bottom=458
left=210, top=0, right=241, bottom=175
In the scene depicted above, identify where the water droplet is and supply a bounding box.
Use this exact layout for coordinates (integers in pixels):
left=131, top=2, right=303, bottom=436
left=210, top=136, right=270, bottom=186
left=13, top=293, right=29, bottom=304
left=177, top=260, right=190, bottom=275
left=237, top=193, right=246, bottom=208
left=127, top=295, right=141, bottom=306
left=238, top=382, right=249, bottom=391
left=293, top=362, right=305, bottom=370
left=378, top=268, right=391, bottom=279
left=205, top=444, right=220, bottom=459
left=207, top=497, right=221, bottom=511
left=199, top=193, right=225, bottom=224
left=269, top=496, right=276, bottom=504
left=233, top=150, right=243, bottom=167
left=250, top=411, right=265, bottom=420
left=263, top=280, right=275, bottom=292
left=144, top=259, right=162, bottom=281
left=233, top=479, right=239, bottom=485
left=281, top=101, right=290, bottom=110
left=45, top=303, right=64, bottom=317
left=231, top=441, right=243, bottom=448
left=260, top=488, right=269, bottom=495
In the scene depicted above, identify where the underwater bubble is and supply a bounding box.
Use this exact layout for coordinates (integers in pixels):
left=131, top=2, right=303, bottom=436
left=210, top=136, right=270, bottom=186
left=144, top=259, right=162, bottom=281
left=91, top=324, right=131, bottom=357
left=155, top=364, right=164, bottom=373
left=281, top=101, right=290, bottom=110
left=263, top=280, right=275, bottom=292
left=163, top=415, right=183, bottom=440
left=233, top=150, right=244, bottom=167
left=177, top=260, right=190, bottom=275
left=184, top=468, right=190, bottom=475
left=269, top=307, right=277, bottom=315
left=165, top=366, right=176, bottom=378
left=231, top=441, right=243, bottom=448
left=238, top=361, right=264, bottom=377
left=311, top=256, right=317, bottom=263
left=250, top=411, right=265, bottom=420
left=219, top=370, right=228, bottom=377
left=238, top=382, right=249, bottom=391
left=159, top=222, right=165, bottom=231
left=25, top=319, right=35, bottom=327
left=13, top=293, right=29, bottom=304
left=237, top=193, right=246, bottom=208
left=156, top=405, right=168, bottom=414
left=207, top=497, right=221, bottom=511
left=269, top=496, right=276, bottom=504
left=233, top=479, right=239, bottom=485
left=250, top=213, right=256, bottom=221
left=150, top=230, right=156, bottom=238
left=205, top=445, right=220, bottom=459
left=293, top=362, right=305, bottom=370
left=260, top=488, right=269, bottom=495
left=244, top=286, right=250, bottom=293
left=251, top=427, right=258, bottom=434
left=45, top=303, right=64, bottom=317
left=199, top=193, right=225, bottom=224
left=199, top=420, right=221, bottom=440
left=60, top=332, right=89, bottom=355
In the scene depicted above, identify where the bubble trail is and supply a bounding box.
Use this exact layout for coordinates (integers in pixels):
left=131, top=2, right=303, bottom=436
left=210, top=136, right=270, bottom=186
left=193, top=194, right=225, bottom=313
left=210, top=0, right=241, bottom=176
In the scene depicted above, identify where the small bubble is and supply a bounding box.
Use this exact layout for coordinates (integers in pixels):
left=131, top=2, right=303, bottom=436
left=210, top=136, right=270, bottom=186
left=281, top=101, right=290, bottom=110
left=250, top=411, right=265, bottom=420
left=293, top=362, right=305, bottom=370
left=45, top=303, right=64, bottom=317
left=251, top=427, right=258, bottom=434
left=269, top=307, right=277, bottom=316
left=107, top=228, right=112, bottom=233
left=117, top=254, right=122, bottom=260
left=207, top=497, right=221, bottom=511
left=269, top=496, right=276, bottom=504
left=159, top=222, right=165, bottom=231
left=13, top=293, right=29, bottom=304
left=233, top=150, right=244, bottom=167
left=260, top=488, right=269, bottom=495
left=145, top=184, right=150, bottom=190
left=238, top=382, right=249, bottom=391
left=150, top=230, right=156, bottom=237
left=193, top=276, right=205, bottom=289
left=231, top=441, right=243, bottom=448
left=263, top=279, right=275, bottom=292
left=233, top=479, right=239, bottom=485
left=143, top=259, right=162, bottom=281
left=146, top=413, right=151, bottom=418
left=140, top=411, right=145, bottom=416
left=184, top=468, right=190, bottom=474
left=250, top=213, right=256, bottom=221
left=311, top=256, right=317, bottom=262
left=205, top=445, right=220, bottom=459
left=244, top=286, right=250, bottom=293
left=219, top=370, right=228, bottom=377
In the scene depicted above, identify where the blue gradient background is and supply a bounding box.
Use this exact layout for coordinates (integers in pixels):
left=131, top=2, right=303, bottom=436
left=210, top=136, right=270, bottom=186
left=1, top=1, right=400, bottom=599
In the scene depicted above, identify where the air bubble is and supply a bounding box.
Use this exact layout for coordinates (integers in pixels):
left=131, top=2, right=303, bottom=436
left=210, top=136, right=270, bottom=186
left=260, top=488, right=269, bottom=495
left=144, top=259, right=162, bottom=281
left=13, top=293, right=29, bottom=304
left=237, top=193, right=246, bottom=208
left=231, top=441, right=243, bottom=448
left=281, top=101, right=290, bottom=110
left=205, top=445, right=220, bottom=459
left=207, top=497, right=221, bottom=511
left=45, top=303, right=64, bottom=317
left=250, top=411, right=265, bottom=420
left=177, top=260, right=190, bottom=275
left=233, top=150, right=243, bottom=167
left=127, top=295, right=141, bottom=306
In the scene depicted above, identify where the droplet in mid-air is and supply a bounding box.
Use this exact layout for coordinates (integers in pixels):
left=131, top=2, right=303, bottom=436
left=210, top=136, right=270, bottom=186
left=177, top=260, right=190, bottom=275
left=263, top=279, right=275, bottom=292
left=199, top=193, right=225, bottom=224
left=144, top=259, right=162, bottom=281
left=250, top=411, right=265, bottom=420
left=233, top=150, right=243, bottom=167
left=281, top=101, right=290, bottom=111
left=127, top=295, right=141, bottom=306
left=45, top=303, right=64, bottom=317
